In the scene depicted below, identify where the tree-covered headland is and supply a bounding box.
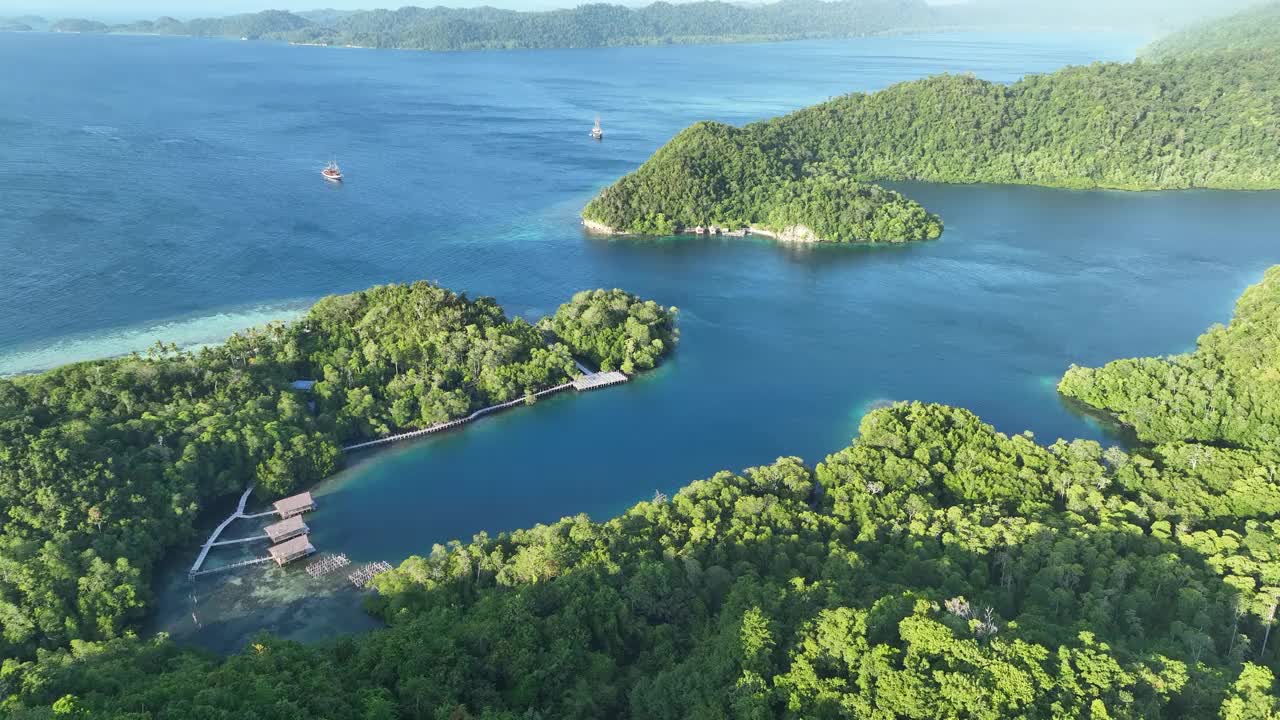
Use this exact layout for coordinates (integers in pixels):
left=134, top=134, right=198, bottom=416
left=582, top=121, right=944, bottom=243
left=585, top=46, right=1280, bottom=241
left=8, top=267, right=1280, bottom=716
left=538, top=289, right=679, bottom=374
left=1060, top=265, right=1280, bottom=450
left=1141, top=1, right=1280, bottom=61
left=0, top=283, right=674, bottom=661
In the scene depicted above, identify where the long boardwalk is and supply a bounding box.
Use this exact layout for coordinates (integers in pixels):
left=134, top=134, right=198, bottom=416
left=189, top=486, right=256, bottom=578
left=190, top=556, right=272, bottom=578
left=188, top=364, right=631, bottom=580
left=209, top=534, right=268, bottom=547
left=342, top=361, right=629, bottom=453
left=343, top=381, right=556, bottom=451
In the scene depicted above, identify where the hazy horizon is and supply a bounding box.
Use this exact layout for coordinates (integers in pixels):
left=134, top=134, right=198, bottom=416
left=2, top=0, right=566, bottom=19
left=5, top=0, right=972, bottom=21
left=0, top=0, right=1254, bottom=27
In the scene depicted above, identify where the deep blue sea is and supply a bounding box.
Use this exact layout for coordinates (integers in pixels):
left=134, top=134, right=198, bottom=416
left=4, top=30, right=1279, bottom=652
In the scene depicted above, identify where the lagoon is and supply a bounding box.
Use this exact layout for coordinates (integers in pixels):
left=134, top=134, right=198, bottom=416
left=5, top=30, right=1278, bottom=651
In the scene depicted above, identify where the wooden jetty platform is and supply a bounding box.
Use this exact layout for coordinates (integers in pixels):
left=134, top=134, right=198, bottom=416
left=572, top=370, right=628, bottom=391
left=342, top=363, right=629, bottom=453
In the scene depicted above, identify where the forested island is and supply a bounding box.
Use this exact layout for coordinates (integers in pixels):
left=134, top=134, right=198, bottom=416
left=0, top=282, right=675, bottom=661
left=585, top=41, right=1280, bottom=240
left=582, top=121, right=944, bottom=243
left=8, top=265, right=1280, bottom=716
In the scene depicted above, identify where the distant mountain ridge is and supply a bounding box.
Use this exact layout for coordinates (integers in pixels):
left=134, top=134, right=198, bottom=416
left=931, top=0, right=1259, bottom=33
left=47, top=0, right=936, bottom=49
left=42, top=0, right=1266, bottom=51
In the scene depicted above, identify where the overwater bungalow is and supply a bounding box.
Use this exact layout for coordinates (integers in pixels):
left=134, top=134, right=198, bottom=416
left=264, top=515, right=309, bottom=543
left=273, top=491, right=316, bottom=518
left=268, top=535, right=316, bottom=566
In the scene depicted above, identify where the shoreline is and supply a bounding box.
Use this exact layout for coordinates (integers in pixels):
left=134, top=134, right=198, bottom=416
left=24, top=25, right=1147, bottom=57
left=581, top=217, right=825, bottom=243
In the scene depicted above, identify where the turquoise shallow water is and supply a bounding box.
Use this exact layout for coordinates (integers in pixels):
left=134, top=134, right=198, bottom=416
left=6, top=31, right=1280, bottom=652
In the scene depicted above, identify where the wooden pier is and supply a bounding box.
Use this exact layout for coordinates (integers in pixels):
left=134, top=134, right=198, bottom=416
left=342, top=381, right=572, bottom=451
left=189, top=359, right=633, bottom=584
left=190, top=556, right=273, bottom=578
left=189, top=487, right=323, bottom=579
left=342, top=363, right=629, bottom=453
left=209, top=534, right=268, bottom=547
left=189, top=486, right=256, bottom=578
left=572, top=370, right=628, bottom=391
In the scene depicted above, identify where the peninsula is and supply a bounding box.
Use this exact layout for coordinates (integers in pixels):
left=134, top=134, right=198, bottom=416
left=1060, top=265, right=1280, bottom=449
left=0, top=281, right=675, bottom=660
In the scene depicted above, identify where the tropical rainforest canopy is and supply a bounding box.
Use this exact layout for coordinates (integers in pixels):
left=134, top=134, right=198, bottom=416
left=0, top=283, right=674, bottom=661
left=10, top=9, right=1280, bottom=718
left=538, top=289, right=679, bottom=374
left=6, top=267, right=1280, bottom=717
left=1060, top=266, right=1280, bottom=451
left=582, top=121, right=944, bottom=243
